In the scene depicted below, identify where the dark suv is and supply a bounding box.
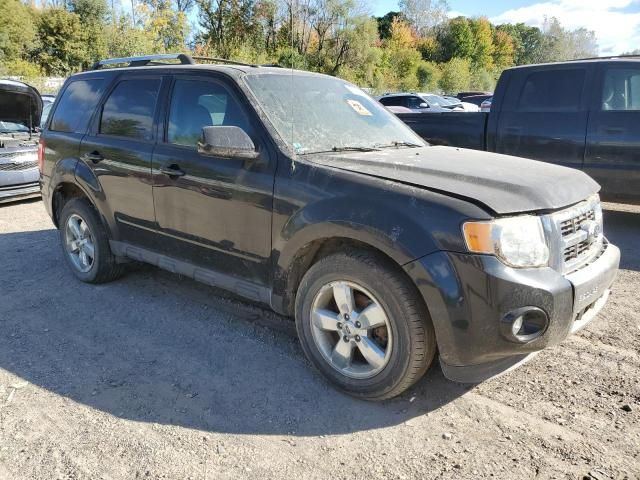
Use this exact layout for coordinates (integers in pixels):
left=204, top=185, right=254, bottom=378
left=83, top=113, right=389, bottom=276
left=40, top=54, right=620, bottom=400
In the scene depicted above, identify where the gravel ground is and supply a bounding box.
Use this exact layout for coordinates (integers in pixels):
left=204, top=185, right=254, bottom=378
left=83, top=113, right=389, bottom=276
left=0, top=199, right=638, bottom=480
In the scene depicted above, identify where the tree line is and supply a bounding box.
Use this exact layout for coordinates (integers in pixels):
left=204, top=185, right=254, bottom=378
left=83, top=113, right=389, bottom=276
left=0, top=0, right=600, bottom=94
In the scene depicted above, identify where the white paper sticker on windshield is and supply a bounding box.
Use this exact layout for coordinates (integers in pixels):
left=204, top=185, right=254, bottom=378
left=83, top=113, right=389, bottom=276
left=346, top=99, right=372, bottom=116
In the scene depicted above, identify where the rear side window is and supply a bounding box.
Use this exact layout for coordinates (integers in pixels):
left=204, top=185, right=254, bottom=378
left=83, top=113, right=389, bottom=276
left=379, top=96, right=405, bottom=107
left=601, top=67, right=640, bottom=111
left=50, top=79, right=104, bottom=133
left=100, top=79, right=161, bottom=140
left=517, top=69, right=585, bottom=112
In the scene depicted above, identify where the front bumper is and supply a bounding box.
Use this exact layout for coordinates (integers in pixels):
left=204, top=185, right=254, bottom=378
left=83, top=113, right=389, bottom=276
left=0, top=181, right=41, bottom=203
left=0, top=166, right=40, bottom=203
left=404, top=241, right=620, bottom=383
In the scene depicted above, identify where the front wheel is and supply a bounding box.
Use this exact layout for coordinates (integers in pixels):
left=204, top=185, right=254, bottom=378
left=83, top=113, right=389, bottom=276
left=295, top=250, right=437, bottom=400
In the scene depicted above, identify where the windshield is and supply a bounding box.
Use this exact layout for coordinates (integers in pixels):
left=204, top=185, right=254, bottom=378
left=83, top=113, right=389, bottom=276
left=0, top=120, right=29, bottom=133
left=244, top=73, right=425, bottom=154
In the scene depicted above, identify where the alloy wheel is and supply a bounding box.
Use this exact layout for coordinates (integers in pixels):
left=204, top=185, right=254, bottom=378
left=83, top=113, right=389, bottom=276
left=310, top=280, right=392, bottom=379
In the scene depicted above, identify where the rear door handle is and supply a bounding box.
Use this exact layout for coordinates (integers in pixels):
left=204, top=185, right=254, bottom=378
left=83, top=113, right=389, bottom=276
left=161, top=164, right=186, bottom=177
left=84, top=151, right=104, bottom=163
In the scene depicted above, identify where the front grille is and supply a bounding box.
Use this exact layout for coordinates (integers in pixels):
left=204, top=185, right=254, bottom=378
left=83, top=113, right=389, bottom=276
left=0, top=160, right=38, bottom=171
left=544, top=195, right=604, bottom=274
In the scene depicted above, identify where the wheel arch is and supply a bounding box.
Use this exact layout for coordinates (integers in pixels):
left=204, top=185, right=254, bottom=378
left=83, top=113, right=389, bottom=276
left=272, top=226, right=428, bottom=318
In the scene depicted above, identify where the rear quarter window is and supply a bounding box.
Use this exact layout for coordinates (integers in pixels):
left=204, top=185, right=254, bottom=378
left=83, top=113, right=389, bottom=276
left=50, top=78, right=105, bottom=133
left=517, top=69, right=586, bottom=112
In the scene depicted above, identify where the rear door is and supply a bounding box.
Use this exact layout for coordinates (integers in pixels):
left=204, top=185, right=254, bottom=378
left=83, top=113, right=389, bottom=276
left=151, top=74, right=275, bottom=288
left=584, top=62, right=640, bottom=202
left=495, top=65, right=592, bottom=169
left=80, top=74, right=164, bottom=248
left=44, top=76, right=106, bottom=185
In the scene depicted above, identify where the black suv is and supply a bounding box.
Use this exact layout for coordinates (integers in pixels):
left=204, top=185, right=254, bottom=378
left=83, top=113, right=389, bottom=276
left=40, top=54, right=620, bottom=400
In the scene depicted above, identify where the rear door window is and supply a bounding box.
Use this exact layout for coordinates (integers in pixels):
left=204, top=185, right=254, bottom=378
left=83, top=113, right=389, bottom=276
left=379, top=96, right=405, bottom=107
left=50, top=78, right=105, bottom=133
left=601, top=67, right=640, bottom=111
left=517, top=69, right=586, bottom=112
left=99, top=79, right=161, bottom=140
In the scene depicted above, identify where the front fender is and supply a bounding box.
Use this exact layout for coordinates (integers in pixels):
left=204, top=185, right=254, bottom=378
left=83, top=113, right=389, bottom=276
left=277, top=196, right=436, bottom=269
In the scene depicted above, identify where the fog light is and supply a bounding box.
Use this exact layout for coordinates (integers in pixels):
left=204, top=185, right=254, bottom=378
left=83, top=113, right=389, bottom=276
left=501, top=307, right=549, bottom=343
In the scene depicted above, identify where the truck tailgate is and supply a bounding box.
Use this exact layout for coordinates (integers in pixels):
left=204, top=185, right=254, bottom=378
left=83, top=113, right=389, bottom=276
left=397, top=112, right=489, bottom=150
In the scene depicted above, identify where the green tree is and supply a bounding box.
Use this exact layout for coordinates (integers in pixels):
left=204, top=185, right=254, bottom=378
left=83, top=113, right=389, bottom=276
left=496, top=23, right=543, bottom=65
left=70, top=0, right=109, bottom=67
left=438, top=57, right=471, bottom=93
left=104, top=15, right=156, bottom=58
left=134, top=0, right=189, bottom=52
left=379, top=17, right=421, bottom=91
left=470, top=17, right=494, bottom=70
left=197, top=0, right=259, bottom=58
left=375, top=11, right=403, bottom=40
left=0, top=0, right=37, bottom=62
left=492, top=29, right=514, bottom=69
left=470, top=68, right=494, bottom=91
left=438, top=16, right=474, bottom=62
left=33, top=8, right=88, bottom=76
left=539, top=17, right=597, bottom=62
left=416, top=61, right=440, bottom=91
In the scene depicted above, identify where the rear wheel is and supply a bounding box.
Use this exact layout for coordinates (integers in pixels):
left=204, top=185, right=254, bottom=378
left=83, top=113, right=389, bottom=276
left=59, top=198, right=124, bottom=283
left=295, top=249, right=436, bottom=400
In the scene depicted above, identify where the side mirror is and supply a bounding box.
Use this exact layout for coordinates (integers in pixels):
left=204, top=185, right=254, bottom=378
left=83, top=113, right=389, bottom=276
left=418, top=102, right=429, bottom=109
left=198, top=126, right=258, bottom=159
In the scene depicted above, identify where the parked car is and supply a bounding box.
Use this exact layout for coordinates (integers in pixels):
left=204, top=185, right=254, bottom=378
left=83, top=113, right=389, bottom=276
left=480, top=97, right=492, bottom=112
left=458, top=93, right=493, bottom=107
left=377, top=93, right=457, bottom=112
left=395, top=57, right=640, bottom=204
left=41, top=94, right=56, bottom=104
left=40, top=102, right=53, bottom=128
left=41, top=54, right=619, bottom=400
left=0, top=79, right=42, bottom=203
left=457, top=91, right=492, bottom=100
left=443, top=95, right=480, bottom=112
left=383, top=105, right=413, bottom=114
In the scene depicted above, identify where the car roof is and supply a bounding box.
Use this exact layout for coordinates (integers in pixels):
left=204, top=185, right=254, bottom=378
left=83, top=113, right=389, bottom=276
left=507, top=56, right=640, bottom=71
left=67, top=63, right=331, bottom=81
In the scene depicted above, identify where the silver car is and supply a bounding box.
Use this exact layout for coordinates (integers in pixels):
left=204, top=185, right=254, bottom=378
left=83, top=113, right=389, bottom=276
left=0, top=80, right=41, bottom=203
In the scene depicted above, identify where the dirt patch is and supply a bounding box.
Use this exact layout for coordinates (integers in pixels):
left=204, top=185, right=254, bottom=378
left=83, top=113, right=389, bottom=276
left=0, top=199, right=638, bottom=479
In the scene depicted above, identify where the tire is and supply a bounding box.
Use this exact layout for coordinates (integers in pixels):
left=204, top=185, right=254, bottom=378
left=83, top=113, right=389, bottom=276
left=58, top=197, right=125, bottom=284
left=295, top=249, right=437, bottom=400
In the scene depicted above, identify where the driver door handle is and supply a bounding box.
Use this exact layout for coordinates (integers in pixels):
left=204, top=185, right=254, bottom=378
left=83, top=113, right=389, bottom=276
left=84, top=151, right=104, bottom=163
left=161, top=164, right=186, bottom=177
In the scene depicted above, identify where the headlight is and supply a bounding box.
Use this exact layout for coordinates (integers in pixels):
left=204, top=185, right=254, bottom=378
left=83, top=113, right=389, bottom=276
left=463, top=215, right=549, bottom=268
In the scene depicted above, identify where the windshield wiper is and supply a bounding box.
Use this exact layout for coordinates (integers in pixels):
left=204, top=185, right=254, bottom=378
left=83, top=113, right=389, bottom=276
left=374, top=141, right=423, bottom=149
left=301, top=145, right=381, bottom=155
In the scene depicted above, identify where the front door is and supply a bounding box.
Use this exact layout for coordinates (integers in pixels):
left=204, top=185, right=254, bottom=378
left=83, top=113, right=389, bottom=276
left=585, top=63, right=640, bottom=202
left=80, top=75, right=163, bottom=248
left=151, top=75, right=275, bottom=287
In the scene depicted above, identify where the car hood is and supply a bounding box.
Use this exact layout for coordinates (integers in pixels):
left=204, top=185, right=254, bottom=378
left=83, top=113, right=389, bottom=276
left=309, top=146, right=600, bottom=215
left=0, top=79, right=42, bottom=129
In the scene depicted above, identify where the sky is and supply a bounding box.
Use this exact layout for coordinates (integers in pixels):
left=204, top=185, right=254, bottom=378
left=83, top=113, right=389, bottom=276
left=372, top=0, right=640, bottom=54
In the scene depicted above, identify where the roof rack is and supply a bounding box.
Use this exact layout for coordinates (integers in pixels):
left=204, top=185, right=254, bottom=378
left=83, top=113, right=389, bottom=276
left=90, top=53, right=195, bottom=70
left=562, top=54, right=640, bottom=62
left=191, top=56, right=259, bottom=67
left=89, top=53, right=263, bottom=71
